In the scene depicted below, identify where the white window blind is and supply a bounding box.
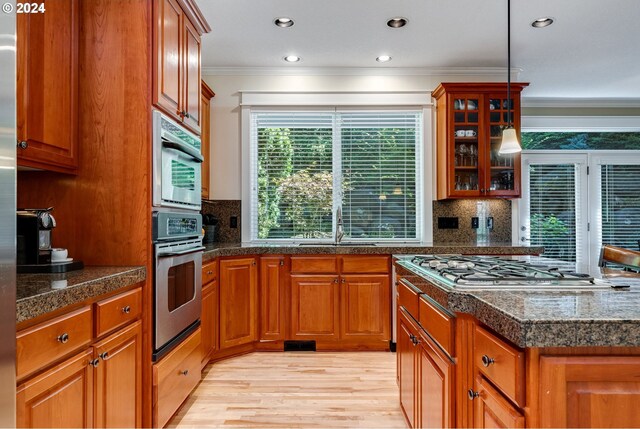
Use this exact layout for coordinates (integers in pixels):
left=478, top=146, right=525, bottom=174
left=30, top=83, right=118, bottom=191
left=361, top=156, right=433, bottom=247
left=600, top=165, right=640, bottom=252
left=250, top=110, right=422, bottom=242
left=528, top=164, right=581, bottom=262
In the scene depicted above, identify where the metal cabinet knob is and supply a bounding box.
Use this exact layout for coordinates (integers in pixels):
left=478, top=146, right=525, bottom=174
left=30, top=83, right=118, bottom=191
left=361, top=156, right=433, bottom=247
left=481, top=355, right=495, bottom=367
left=99, top=352, right=109, bottom=360
left=122, top=305, right=131, bottom=314
left=89, top=358, right=100, bottom=368
left=333, top=278, right=339, bottom=283
left=206, top=270, right=213, bottom=275
left=17, top=140, right=28, bottom=149
left=57, top=333, right=69, bottom=344
left=480, top=188, right=485, bottom=193
left=185, top=112, right=190, bottom=118
left=341, top=278, right=346, bottom=283
left=468, top=389, right=480, bottom=400
left=180, top=369, right=189, bottom=376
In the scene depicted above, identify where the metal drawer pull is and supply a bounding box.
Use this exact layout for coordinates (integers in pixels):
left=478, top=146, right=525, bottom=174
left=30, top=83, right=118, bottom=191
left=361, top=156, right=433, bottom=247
left=468, top=389, right=480, bottom=400
left=206, top=270, right=213, bottom=275
left=57, top=333, right=69, bottom=344
left=180, top=369, right=189, bottom=376
left=89, top=358, right=100, bottom=368
left=122, top=305, right=131, bottom=314
left=481, top=355, right=495, bottom=367
left=99, top=352, right=109, bottom=360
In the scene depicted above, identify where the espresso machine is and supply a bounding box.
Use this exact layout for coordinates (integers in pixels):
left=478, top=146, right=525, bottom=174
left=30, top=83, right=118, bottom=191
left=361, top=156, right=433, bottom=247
left=17, top=207, right=83, bottom=273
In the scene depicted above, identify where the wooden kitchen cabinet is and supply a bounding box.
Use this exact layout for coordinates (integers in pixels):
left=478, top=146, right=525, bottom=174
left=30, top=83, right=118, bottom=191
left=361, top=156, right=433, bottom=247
left=201, top=81, right=215, bottom=199
left=291, top=274, right=340, bottom=339
left=219, top=257, right=258, bottom=349
left=473, top=376, right=524, bottom=429
left=154, top=0, right=203, bottom=134
left=260, top=256, right=287, bottom=341
left=201, top=263, right=219, bottom=368
left=17, top=0, right=79, bottom=173
left=418, top=333, right=454, bottom=429
left=398, top=308, right=419, bottom=428
left=340, top=274, right=390, bottom=343
left=17, top=349, right=94, bottom=428
left=432, top=82, right=528, bottom=199
left=93, top=320, right=142, bottom=428
left=538, top=355, right=640, bottom=428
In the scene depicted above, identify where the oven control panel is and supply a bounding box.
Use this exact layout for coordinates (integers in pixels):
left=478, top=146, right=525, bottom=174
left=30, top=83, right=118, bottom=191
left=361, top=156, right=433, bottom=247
left=153, top=211, right=202, bottom=242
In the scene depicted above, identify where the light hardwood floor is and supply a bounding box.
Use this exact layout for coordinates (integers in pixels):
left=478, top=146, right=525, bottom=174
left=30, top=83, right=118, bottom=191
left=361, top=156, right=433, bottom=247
left=167, top=352, right=406, bottom=428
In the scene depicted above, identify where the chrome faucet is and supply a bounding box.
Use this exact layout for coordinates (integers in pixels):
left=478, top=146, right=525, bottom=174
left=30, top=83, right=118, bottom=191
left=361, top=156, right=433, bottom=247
left=335, top=206, right=344, bottom=245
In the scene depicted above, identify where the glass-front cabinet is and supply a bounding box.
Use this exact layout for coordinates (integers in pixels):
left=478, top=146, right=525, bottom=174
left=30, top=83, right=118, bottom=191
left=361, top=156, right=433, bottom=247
left=433, top=83, right=528, bottom=199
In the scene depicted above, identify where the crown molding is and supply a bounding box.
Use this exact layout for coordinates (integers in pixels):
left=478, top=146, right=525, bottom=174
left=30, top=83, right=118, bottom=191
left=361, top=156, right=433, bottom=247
left=201, top=66, right=522, bottom=78
left=522, top=97, right=640, bottom=108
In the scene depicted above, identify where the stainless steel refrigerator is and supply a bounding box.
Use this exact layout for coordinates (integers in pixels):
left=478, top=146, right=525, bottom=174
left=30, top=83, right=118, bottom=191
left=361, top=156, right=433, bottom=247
left=0, top=5, right=17, bottom=427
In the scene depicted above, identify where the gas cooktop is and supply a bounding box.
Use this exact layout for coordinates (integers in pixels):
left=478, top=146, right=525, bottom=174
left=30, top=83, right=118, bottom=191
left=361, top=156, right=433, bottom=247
left=399, top=255, right=625, bottom=290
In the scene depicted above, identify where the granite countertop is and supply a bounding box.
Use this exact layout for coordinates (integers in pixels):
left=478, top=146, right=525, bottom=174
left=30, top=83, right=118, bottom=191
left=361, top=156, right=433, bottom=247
left=203, top=242, right=543, bottom=261
left=394, top=257, right=640, bottom=348
left=17, top=266, right=146, bottom=324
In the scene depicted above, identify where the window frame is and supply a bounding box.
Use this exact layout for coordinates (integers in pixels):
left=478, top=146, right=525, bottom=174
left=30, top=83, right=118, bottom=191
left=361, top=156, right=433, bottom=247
left=240, top=93, right=433, bottom=244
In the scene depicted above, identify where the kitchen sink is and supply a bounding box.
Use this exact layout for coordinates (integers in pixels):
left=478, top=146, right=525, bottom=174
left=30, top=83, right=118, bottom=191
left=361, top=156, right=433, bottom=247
left=297, top=243, right=377, bottom=247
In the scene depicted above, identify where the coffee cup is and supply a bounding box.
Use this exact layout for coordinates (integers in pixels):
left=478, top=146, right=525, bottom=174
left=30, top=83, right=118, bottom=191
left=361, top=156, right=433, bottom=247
left=465, top=130, right=477, bottom=137
left=51, top=248, right=68, bottom=261
left=455, top=130, right=466, bottom=137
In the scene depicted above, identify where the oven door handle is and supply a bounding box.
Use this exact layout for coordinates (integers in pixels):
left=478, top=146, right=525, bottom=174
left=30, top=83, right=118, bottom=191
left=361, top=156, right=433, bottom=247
left=161, top=134, right=204, bottom=163
left=157, top=246, right=205, bottom=257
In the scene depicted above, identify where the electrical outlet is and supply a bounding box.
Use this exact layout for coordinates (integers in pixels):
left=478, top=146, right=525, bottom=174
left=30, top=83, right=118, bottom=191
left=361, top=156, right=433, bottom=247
left=487, top=217, right=494, bottom=230
left=230, top=216, right=238, bottom=228
left=438, top=217, right=459, bottom=229
left=471, top=217, right=479, bottom=229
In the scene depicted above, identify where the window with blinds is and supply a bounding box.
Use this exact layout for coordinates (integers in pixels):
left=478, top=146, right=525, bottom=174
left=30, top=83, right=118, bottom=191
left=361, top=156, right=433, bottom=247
left=600, top=165, right=640, bottom=252
left=528, top=164, right=580, bottom=262
left=250, top=110, right=422, bottom=241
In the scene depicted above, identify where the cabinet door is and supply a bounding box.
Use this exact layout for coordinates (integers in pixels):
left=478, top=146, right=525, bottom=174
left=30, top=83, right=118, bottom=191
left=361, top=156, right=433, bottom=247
left=418, top=336, right=454, bottom=429
left=484, top=94, right=521, bottom=198
left=448, top=93, right=485, bottom=198
left=200, top=82, right=214, bottom=199
left=340, top=274, right=390, bottom=343
left=93, top=321, right=142, bottom=428
left=182, top=17, right=201, bottom=133
left=154, top=0, right=183, bottom=120
left=260, top=256, right=287, bottom=341
left=17, top=0, right=79, bottom=172
left=473, top=377, right=524, bottom=429
left=219, top=258, right=258, bottom=349
left=201, top=279, right=218, bottom=367
left=290, top=275, right=339, bottom=339
left=17, top=349, right=94, bottom=428
left=539, top=355, right=640, bottom=428
left=398, top=309, right=418, bottom=428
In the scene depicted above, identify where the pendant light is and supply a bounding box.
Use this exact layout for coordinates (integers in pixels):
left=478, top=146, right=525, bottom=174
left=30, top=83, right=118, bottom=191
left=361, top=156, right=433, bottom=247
left=499, top=0, right=521, bottom=154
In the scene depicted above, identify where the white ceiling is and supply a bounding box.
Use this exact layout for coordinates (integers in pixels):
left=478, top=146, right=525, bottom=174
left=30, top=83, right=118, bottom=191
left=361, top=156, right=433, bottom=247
left=196, top=0, right=640, bottom=99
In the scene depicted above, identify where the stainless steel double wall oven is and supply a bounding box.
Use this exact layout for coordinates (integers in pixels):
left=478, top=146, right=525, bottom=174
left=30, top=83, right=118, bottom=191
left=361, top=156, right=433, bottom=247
left=152, top=110, right=204, bottom=360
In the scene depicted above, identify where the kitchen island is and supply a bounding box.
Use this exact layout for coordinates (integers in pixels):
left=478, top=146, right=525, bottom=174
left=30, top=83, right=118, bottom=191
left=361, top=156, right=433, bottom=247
left=394, top=255, right=640, bottom=428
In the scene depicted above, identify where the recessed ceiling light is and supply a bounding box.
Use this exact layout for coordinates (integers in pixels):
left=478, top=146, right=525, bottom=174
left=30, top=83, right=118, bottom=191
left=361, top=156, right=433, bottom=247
left=376, top=55, right=392, bottom=63
left=274, top=17, right=294, bottom=28
left=387, top=17, right=408, bottom=28
left=531, top=17, right=554, bottom=28
left=283, top=55, right=301, bottom=63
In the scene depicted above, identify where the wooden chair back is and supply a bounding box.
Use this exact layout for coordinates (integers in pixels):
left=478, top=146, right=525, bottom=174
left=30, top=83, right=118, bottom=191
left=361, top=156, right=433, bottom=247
left=599, top=245, right=640, bottom=271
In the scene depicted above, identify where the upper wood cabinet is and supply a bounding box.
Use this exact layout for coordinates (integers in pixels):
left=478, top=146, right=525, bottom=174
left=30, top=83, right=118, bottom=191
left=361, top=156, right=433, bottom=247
left=201, top=81, right=215, bottom=199
left=432, top=82, right=528, bottom=200
left=219, top=258, right=258, bottom=349
left=17, top=0, right=79, bottom=173
left=154, top=0, right=205, bottom=134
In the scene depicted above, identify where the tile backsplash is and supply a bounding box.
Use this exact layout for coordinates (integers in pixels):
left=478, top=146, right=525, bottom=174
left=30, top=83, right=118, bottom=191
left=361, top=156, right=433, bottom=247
left=201, top=200, right=241, bottom=243
left=433, top=199, right=512, bottom=244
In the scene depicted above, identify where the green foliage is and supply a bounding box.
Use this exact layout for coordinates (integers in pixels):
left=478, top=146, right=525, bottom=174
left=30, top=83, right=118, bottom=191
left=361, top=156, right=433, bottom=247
left=522, top=132, right=640, bottom=150
left=278, top=170, right=333, bottom=238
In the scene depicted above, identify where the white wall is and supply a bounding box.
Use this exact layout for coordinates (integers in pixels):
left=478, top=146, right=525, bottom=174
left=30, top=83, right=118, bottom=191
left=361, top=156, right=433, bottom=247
left=202, top=73, right=506, bottom=200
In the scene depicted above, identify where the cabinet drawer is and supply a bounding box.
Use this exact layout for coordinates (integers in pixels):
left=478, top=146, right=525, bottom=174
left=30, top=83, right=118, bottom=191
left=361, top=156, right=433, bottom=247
left=95, top=287, right=142, bottom=338
left=419, top=295, right=454, bottom=357
left=153, top=327, right=201, bottom=428
left=398, top=278, right=421, bottom=318
left=341, top=256, right=389, bottom=274
left=202, top=260, right=218, bottom=285
left=291, top=256, right=337, bottom=274
left=474, top=325, right=525, bottom=407
left=16, top=306, right=93, bottom=381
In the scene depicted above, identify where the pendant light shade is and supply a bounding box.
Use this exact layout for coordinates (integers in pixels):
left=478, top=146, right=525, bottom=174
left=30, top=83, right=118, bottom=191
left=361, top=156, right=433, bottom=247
left=498, top=0, right=522, bottom=155
left=499, top=127, right=520, bottom=154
